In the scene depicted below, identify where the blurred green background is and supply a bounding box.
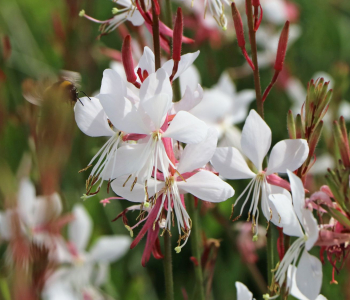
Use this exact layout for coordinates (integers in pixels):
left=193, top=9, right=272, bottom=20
left=1, top=0, right=350, bottom=299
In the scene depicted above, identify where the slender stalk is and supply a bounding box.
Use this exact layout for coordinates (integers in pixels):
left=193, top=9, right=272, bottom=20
left=266, top=224, right=278, bottom=295
left=188, top=196, right=205, bottom=300
left=151, top=0, right=161, bottom=70
left=163, top=232, right=175, bottom=300
left=245, top=0, right=263, bottom=118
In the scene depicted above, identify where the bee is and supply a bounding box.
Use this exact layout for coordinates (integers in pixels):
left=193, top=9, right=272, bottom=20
left=22, top=70, right=91, bottom=106
left=46, top=80, right=91, bottom=106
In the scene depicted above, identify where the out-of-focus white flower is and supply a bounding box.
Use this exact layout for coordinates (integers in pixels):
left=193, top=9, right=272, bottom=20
left=212, top=110, right=309, bottom=237
left=43, top=204, right=131, bottom=300
left=0, top=178, right=63, bottom=248
left=235, top=282, right=255, bottom=300
left=269, top=171, right=322, bottom=300
left=190, top=72, right=255, bottom=149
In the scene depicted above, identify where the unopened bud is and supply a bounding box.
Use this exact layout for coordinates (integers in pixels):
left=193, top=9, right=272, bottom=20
left=172, top=8, right=183, bottom=62
left=122, top=35, right=140, bottom=88
left=79, top=10, right=85, bottom=17
left=274, top=21, right=290, bottom=71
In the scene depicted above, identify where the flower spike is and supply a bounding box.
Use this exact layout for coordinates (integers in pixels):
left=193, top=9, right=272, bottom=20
left=231, top=3, right=255, bottom=71
left=122, top=35, right=141, bottom=88
left=262, top=21, right=290, bottom=103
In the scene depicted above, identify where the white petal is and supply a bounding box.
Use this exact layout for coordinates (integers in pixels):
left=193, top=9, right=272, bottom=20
left=140, top=68, right=172, bottom=102
left=17, top=178, right=36, bottom=226
left=211, top=147, right=255, bottom=179
left=217, top=72, right=236, bottom=96
left=219, top=126, right=242, bottom=150
left=241, top=110, right=271, bottom=171
left=137, top=46, right=155, bottom=75
left=0, top=211, right=11, bottom=240
left=179, top=65, right=201, bottom=95
left=302, top=209, right=319, bottom=251
left=235, top=281, right=253, bottom=300
left=128, top=10, right=144, bottom=26
left=33, top=193, right=63, bottom=226
left=100, top=69, right=126, bottom=96
left=287, top=265, right=309, bottom=300
left=177, top=171, right=234, bottom=202
left=230, top=90, right=256, bottom=124
left=177, top=127, right=218, bottom=174
left=68, top=204, right=92, bottom=252
left=316, top=296, right=328, bottom=300
left=111, top=175, right=161, bottom=202
left=98, top=93, right=150, bottom=134
left=295, top=251, right=322, bottom=300
left=266, top=139, right=309, bottom=175
left=74, top=97, right=114, bottom=137
left=162, top=51, right=200, bottom=81
left=163, top=111, right=207, bottom=144
left=268, top=194, right=303, bottom=237
left=172, top=84, right=203, bottom=114
left=141, top=93, right=172, bottom=129
left=88, top=236, right=131, bottom=263
left=287, top=170, right=305, bottom=225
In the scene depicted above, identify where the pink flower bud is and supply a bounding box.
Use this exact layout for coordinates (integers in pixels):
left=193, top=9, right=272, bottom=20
left=274, top=21, right=290, bottom=71
left=122, top=35, right=140, bottom=88
left=173, top=8, right=183, bottom=62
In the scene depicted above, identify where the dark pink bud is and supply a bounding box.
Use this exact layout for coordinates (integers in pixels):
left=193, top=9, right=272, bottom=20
left=173, top=8, right=183, bottom=62
left=122, top=35, right=140, bottom=88
left=231, top=3, right=255, bottom=70
left=152, top=0, right=161, bottom=16
left=274, top=21, right=290, bottom=71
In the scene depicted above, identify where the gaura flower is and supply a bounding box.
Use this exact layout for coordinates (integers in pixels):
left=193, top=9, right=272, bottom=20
left=43, top=204, right=131, bottom=300
left=235, top=281, right=255, bottom=300
left=190, top=71, right=255, bottom=149
left=111, top=128, right=234, bottom=252
left=269, top=171, right=322, bottom=300
left=211, top=109, right=309, bottom=237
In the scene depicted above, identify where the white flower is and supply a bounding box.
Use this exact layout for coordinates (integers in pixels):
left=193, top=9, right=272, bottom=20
left=269, top=170, right=322, bottom=300
left=43, top=204, right=131, bottom=300
left=0, top=178, right=63, bottom=247
left=190, top=71, right=255, bottom=149
left=111, top=128, right=234, bottom=251
left=235, top=281, right=255, bottom=300
left=99, top=67, right=208, bottom=189
left=211, top=109, right=309, bottom=237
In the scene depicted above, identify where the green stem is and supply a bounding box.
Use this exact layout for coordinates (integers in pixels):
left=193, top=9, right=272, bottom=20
left=245, top=0, right=264, bottom=118
left=164, top=0, right=173, bottom=29
left=266, top=224, right=278, bottom=295
left=163, top=232, right=175, bottom=300
left=188, top=196, right=205, bottom=300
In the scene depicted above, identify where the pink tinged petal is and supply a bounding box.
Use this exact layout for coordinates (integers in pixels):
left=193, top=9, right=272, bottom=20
left=172, top=84, right=203, bottom=114
left=266, top=174, right=291, bottom=191
left=140, top=68, right=172, bottom=102
left=177, top=171, right=234, bottom=202
left=269, top=194, right=303, bottom=237
left=177, top=127, right=218, bottom=174
left=163, top=111, right=208, bottom=144
left=68, top=204, right=92, bottom=252
left=74, top=97, right=114, bottom=137
left=98, top=94, right=150, bottom=134
left=295, top=251, right=322, bottom=300
left=241, top=109, right=271, bottom=171
left=137, top=46, right=155, bottom=75
left=315, top=230, right=350, bottom=247
left=141, top=93, right=172, bottom=129
left=18, top=178, right=36, bottom=226
left=287, top=170, right=306, bottom=225
left=309, top=191, right=333, bottom=207
left=235, top=282, right=253, bottom=300
left=100, top=69, right=126, bottom=96
left=88, top=236, right=131, bottom=263
left=211, top=147, right=255, bottom=179
left=162, top=51, right=200, bottom=81
left=302, top=209, right=319, bottom=251
left=266, top=139, right=309, bottom=175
